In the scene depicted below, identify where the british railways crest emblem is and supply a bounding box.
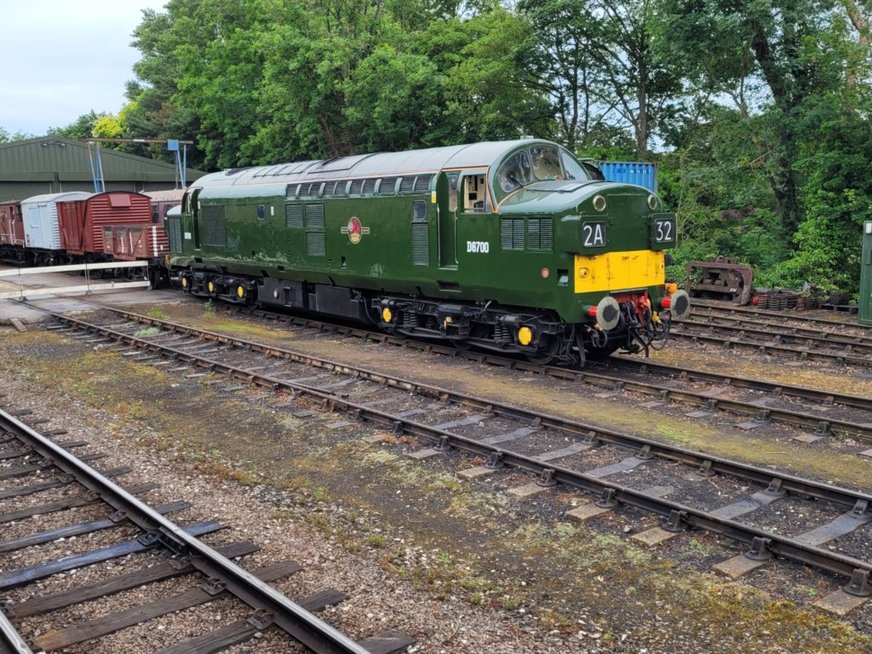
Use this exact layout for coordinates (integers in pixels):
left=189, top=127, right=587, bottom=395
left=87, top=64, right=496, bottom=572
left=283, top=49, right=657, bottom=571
left=341, top=216, right=370, bottom=244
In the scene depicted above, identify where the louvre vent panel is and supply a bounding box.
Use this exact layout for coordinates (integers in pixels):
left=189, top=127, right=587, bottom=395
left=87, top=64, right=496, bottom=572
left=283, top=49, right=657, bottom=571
left=362, top=178, right=377, bottom=194
left=305, top=204, right=325, bottom=229
left=527, top=218, right=553, bottom=251
left=500, top=219, right=525, bottom=250
left=285, top=204, right=304, bottom=228
left=501, top=220, right=513, bottom=250
left=350, top=179, right=364, bottom=195
left=201, top=205, right=226, bottom=247
left=285, top=184, right=299, bottom=199
left=166, top=216, right=182, bottom=252
left=412, top=223, right=429, bottom=266
left=513, top=220, right=525, bottom=249
left=539, top=218, right=553, bottom=250
left=306, top=231, right=326, bottom=257
left=528, top=219, right=540, bottom=249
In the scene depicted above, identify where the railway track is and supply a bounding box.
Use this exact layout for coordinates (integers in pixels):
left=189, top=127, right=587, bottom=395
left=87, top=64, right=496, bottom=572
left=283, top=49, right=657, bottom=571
left=686, top=309, right=872, bottom=349
left=669, top=316, right=872, bottom=366
left=0, top=408, right=412, bottom=653
left=27, top=306, right=872, bottom=614
left=691, top=300, right=871, bottom=334
left=213, top=304, right=872, bottom=442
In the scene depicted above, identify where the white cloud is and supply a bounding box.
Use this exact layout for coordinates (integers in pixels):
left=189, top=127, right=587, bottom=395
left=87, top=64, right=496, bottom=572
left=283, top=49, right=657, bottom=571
left=0, top=1, right=168, bottom=135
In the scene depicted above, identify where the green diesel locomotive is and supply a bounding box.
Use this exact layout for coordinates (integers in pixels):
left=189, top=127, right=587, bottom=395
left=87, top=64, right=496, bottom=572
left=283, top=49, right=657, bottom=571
left=165, top=139, right=689, bottom=366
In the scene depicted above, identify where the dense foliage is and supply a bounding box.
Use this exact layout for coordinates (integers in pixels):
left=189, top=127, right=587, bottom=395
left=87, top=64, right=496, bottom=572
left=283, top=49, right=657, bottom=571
left=3, top=0, right=871, bottom=295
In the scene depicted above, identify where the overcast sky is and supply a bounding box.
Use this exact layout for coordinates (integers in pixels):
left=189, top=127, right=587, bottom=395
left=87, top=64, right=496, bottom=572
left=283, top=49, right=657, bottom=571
left=0, top=1, right=168, bottom=137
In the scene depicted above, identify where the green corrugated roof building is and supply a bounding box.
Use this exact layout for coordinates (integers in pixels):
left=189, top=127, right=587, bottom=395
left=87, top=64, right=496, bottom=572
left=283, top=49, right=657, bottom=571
left=0, top=137, right=204, bottom=201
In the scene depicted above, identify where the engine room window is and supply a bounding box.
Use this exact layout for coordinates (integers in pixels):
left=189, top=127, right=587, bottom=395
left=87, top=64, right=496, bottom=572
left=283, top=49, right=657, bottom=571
left=497, top=151, right=532, bottom=193
left=256, top=204, right=266, bottom=220
left=530, top=145, right=563, bottom=181
left=412, top=200, right=427, bottom=222
left=463, top=174, right=487, bottom=212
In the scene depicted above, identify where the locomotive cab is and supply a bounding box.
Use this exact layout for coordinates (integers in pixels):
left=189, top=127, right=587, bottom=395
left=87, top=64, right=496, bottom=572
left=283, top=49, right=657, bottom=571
left=490, top=142, right=688, bottom=360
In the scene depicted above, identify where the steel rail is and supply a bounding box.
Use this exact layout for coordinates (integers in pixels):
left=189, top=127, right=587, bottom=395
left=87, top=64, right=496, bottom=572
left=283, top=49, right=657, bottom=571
left=675, top=317, right=872, bottom=354
left=42, top=311, right=872, bottom=584
left=0, top=410, right=371, bottom=654
left=689, top=315, right=872, bottom=348
left=101, top=304, right=872, bottom=441
left=61, top=311, right=871, bottom=508
left=49, top=297, right=872, bottom=417
left=689, top=307, right=872, bottom=345
left=0, top=608, right=33, bottom=654
left=604, top=357, right=872, bottom=411
left=668, top=322, right=872, bottom=368
left=221, top=304, right=872, bottom=411
left=691, top=300, right=872, bottom=331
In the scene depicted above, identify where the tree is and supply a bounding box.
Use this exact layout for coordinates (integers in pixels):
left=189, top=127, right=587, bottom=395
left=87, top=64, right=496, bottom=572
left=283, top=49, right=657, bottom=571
left=518, top=0, right=603, bottom=150
left=655, top=0, right=850, bottom=234
left=588, top=0, right=684, bottom=158
left=439, top=8, right=554, bottom=143
left=125, top=1, right=209, bottom=167
left=519, top=0, right=681, bottom=156
left=48, top=111, right=109, bottom=140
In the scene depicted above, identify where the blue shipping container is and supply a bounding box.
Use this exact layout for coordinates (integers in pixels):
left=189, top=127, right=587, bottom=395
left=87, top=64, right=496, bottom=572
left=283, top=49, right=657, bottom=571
left=599, top=161, right=657, bottom=193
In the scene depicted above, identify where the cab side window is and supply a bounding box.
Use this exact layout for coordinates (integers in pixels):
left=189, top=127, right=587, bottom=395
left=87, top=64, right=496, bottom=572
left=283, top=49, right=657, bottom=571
left=463, top=175, right=487, bottom=213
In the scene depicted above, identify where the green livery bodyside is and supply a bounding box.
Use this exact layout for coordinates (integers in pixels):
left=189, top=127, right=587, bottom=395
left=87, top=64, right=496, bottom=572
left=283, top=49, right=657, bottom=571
left=166, top=139, right=685, bottom=364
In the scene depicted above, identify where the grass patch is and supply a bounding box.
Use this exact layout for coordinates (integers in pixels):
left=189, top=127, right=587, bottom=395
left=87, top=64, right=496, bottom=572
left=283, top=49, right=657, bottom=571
left=367, top=534, right=387, bottom=548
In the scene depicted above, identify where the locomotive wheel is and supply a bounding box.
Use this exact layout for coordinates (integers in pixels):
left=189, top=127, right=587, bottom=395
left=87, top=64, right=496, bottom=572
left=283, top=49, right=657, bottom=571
left=585, top=341, right=622, bottom=361
left=525, top=334, right=561, bottom=365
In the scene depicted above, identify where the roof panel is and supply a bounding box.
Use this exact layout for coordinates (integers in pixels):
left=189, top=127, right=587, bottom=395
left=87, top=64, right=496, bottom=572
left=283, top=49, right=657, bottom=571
left=195, top=140, right=551, bottom=189
left=0, top=138, right=204, bottom=180
left=21, top=191, right=94, bottom=206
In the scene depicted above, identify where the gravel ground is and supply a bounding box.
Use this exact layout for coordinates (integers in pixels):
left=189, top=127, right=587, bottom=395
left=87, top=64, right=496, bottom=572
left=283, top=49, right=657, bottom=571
left=1, top=312, right=870, bottom=654
left=1, top=333, right=609, bottom=654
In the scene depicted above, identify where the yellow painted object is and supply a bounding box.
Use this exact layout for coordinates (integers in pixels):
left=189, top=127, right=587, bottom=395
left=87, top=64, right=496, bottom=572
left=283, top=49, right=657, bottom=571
left=665, top=282, right=678, bottom=295
left=574, top=250, right=665, bottom=294
left=517, top=326, right=533, bottom=346
left=382, top=307, right=393, bottom=323
left=237, top=285, right=245, bottom=298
